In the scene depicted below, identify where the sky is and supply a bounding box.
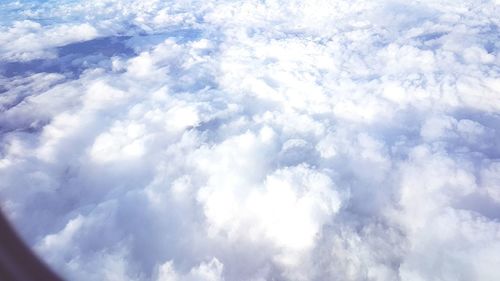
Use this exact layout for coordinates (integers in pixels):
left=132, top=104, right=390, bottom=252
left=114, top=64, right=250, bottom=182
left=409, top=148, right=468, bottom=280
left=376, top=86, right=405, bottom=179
left=0, top=0, right=500, bottom=280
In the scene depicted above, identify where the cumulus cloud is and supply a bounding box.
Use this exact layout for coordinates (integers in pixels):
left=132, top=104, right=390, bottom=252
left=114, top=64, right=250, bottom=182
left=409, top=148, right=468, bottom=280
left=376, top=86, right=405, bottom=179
left=1, top=0, right=500, bottom=280
left=0, top=20, right=98, bottom=61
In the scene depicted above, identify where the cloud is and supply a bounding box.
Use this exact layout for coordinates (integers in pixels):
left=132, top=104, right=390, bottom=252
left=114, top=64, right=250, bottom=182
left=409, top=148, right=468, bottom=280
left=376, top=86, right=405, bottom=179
left=156, top=258, right=224, bottom=281
left=0, top=21, right=99, bottom=61
left=1, top=0, right=500, bottom=280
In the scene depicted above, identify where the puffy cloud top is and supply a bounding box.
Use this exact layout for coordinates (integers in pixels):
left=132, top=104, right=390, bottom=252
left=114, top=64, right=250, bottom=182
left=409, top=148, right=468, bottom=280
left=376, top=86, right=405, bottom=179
left=1, top=0, right=500, bottom=280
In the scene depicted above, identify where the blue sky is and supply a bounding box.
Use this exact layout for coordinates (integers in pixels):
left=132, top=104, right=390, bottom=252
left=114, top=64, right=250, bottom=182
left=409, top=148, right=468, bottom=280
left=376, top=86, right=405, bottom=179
left=1, top=1, right=500, bottom=280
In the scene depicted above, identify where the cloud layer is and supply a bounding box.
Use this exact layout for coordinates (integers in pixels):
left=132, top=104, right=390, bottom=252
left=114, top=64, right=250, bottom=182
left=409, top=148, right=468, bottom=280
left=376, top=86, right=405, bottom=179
left=1, top=0, right=500, bottom=280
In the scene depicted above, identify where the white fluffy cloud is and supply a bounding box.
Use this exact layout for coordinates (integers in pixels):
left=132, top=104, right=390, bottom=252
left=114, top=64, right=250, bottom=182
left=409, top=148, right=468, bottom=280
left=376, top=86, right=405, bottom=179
left=0, top=20, right=98, bottom=61
left=1, top=0, right=500, bottom=280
